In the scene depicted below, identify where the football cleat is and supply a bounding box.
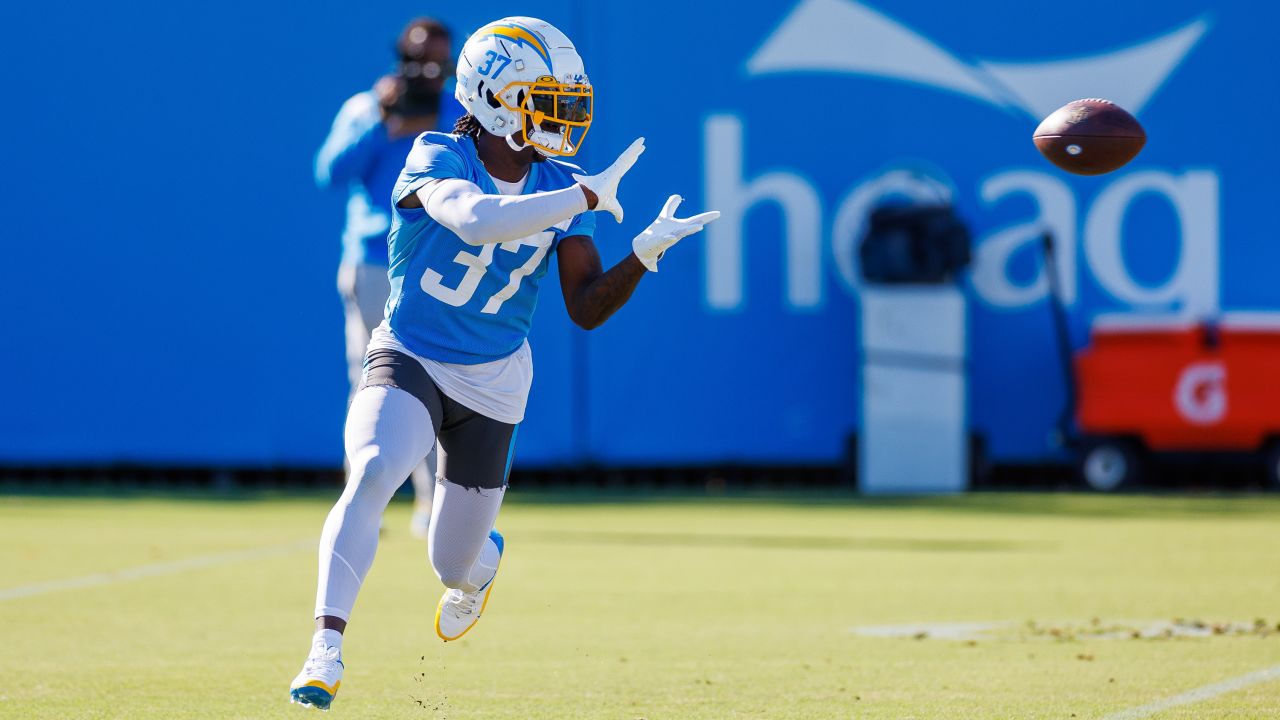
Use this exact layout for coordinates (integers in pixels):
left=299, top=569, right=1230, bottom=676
left=435, top=529, right=504, bottom=641
left=289, top=642, right=343, bottom=710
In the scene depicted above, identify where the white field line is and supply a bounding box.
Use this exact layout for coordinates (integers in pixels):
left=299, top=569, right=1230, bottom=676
left=1101, top=664, right=1280, bottom=720
left=0, top=540, right=314, bottom=602
left=849, top=622, right=1280, bottom=718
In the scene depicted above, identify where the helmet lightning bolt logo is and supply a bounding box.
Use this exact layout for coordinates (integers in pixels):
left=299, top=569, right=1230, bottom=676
left=481, top=23, right=554, bottom=73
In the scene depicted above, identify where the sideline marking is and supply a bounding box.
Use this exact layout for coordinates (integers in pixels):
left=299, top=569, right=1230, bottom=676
left=0, top=540, right=313, bottom=602
left=1101, top=665, right=1280, bottom=720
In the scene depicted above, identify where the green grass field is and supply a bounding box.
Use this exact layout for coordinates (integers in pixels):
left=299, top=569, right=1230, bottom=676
left=3, top=491, right=1280, bottom=719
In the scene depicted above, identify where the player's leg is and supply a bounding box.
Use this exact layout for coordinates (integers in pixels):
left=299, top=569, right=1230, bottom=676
left=291, top=351, right=444, bottom=709
left=352, top=261, right=436, bottom=536
left=315, top=384, right=439, bottom=620
left=429, top=400, right=516, bottom=641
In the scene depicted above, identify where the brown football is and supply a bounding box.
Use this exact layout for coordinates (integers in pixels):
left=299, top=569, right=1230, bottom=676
left=1033, top=99, right=1146, bottom=175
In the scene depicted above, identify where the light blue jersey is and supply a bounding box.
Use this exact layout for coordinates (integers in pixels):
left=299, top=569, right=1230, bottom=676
left=315, top=90, right=466, bottom=266
left=386, top=132, right=595, bottom=364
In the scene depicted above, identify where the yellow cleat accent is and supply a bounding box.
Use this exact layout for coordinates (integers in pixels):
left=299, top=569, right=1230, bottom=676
left=301, top=679, right=340, bottom=695
left=435, top=580, right=497, bottom=642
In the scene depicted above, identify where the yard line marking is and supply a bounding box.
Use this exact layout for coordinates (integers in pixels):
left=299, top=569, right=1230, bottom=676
left=0, top=540, right=314, bottom=602
left=1101, top=664, right=1280, bottom=720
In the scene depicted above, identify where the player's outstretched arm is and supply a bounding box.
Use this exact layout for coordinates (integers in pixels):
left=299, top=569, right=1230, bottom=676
left=557, top=237, right=647, bottom=330
left=557, top=195, right=719, bottom=330
left=400, top=138, right=646, bottom=246
left=414, top=178, right=589, bottom=246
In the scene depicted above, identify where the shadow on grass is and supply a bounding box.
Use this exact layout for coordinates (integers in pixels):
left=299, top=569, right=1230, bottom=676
left=508, top=488, right=1280, bottom=520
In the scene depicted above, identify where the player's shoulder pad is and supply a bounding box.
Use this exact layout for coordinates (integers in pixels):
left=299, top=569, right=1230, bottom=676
left=415, top=131, right=468, bottom=151
left=403, top=131, right=468, bottom=168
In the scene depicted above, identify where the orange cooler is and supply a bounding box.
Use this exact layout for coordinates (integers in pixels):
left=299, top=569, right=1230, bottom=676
left=1075, top=313, right=1280, bottom=452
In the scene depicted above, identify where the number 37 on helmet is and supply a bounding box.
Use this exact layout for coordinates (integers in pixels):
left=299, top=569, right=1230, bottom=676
left=454, top=17, right=592, bottom=157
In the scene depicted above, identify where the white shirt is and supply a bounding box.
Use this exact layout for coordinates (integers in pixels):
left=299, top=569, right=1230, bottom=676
left=368, top=171, right=535, bottom=425
left=489, top=172, right=529, bottom=196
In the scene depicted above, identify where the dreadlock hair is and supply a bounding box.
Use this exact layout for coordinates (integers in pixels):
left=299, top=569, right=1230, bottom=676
left=453, top=112, right=546, bottom=162
left=454, top=114, right=484, bottom=142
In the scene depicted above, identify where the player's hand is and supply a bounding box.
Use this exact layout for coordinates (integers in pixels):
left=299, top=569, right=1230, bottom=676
left=573, top=137, right=645, bottom=223
left=632, top=195, right=720, bottom=272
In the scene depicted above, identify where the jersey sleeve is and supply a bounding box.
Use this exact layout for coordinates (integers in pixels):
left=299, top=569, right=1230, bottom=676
left=393, top=136, right=470, bottom=207
left=314, top=92, right=384, bottom=190
left=559, top=208, right=596, bottom=241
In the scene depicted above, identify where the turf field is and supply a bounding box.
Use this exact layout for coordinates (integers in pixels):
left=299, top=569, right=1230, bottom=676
left=3, top=491, right=1280, bottom=719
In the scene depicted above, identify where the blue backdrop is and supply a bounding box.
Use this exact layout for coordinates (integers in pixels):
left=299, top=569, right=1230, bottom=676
left=2, top=0, right=1275, bottom=467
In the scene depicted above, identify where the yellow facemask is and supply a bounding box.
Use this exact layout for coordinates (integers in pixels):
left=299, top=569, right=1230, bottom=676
left=495, top=76, right=593, bottom=157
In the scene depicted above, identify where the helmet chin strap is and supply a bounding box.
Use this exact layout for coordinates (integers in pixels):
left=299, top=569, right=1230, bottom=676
left=505, top=129, right=572, bottom=157
left=504, top=132, right=530, bottom=153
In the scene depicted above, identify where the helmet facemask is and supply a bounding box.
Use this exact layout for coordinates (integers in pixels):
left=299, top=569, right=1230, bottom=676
left=497, top=77, right=592, bottom=157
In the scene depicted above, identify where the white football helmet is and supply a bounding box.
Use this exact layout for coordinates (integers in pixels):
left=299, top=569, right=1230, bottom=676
left=454, top=17, right=592, bottom=157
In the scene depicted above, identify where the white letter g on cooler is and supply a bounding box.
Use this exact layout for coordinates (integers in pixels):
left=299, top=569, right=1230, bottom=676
left=1174, top=361, right=1227, bottom=426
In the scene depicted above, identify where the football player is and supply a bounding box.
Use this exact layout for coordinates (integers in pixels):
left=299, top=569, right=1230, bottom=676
left=290, top=17, right=718, bottom=710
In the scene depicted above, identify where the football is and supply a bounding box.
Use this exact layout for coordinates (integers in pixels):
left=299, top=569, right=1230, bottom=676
left=1033, top=99, right=1146, bottom=175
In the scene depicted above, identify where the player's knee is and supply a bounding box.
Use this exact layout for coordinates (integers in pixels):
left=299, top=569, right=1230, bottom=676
left=433, top=557, right=472, bottom=589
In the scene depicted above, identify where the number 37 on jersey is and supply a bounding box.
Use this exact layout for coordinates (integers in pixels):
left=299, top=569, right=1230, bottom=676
left=420, top=230, right=554, bottom=315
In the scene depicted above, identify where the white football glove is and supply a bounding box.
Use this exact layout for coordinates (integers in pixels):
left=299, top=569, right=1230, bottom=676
left=632, top=195, right=721, bottom=272
left=573, top=137, right=645, bottom=223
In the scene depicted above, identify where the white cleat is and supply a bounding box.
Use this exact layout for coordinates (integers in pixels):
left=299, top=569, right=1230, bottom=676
left=435, top=529, right=504, bottom=641
left=289, top=642, right=343, bottom=710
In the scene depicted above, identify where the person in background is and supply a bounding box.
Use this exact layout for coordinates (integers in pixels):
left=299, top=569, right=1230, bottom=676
left=315, top=18, right=465, bottom=538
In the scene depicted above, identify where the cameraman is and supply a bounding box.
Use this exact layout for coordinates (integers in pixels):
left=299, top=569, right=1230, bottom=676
left=315, top=18, right=463, bottom=538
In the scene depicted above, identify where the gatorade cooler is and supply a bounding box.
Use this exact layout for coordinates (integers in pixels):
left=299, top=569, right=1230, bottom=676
left=1073, top=312, right=1280, bottom=490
